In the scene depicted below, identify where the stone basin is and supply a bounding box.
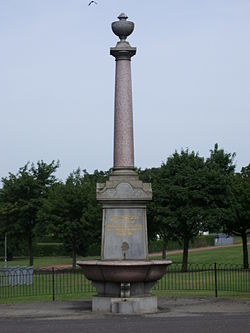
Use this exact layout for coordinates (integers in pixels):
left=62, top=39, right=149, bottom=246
left=77, top=260, right=172, bottom=283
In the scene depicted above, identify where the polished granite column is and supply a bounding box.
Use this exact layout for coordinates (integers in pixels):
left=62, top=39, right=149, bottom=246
left=110, top=14, right=136, bottom=169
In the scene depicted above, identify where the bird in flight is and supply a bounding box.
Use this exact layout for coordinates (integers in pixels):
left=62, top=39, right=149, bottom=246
left=88, top=1, right=98, bottom=5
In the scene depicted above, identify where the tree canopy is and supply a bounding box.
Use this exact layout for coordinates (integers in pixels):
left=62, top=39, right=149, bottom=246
left=0, top=145, right=248, bottom=270
left=141, top=145, right=236, bottom=271
left=222, top=165, right=250, bottom=268
left=39, top=169, right=106, bottom=268
left=0, top=161, right=59, bottom=265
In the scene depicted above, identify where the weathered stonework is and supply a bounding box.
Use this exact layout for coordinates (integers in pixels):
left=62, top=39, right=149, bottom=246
left=97, top=172, right=152, bottom=203
left=97, top=170, right=152, bottom=260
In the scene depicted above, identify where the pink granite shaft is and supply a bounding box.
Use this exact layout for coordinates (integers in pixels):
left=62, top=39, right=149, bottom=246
left=113, top=59, right=134, bottom=169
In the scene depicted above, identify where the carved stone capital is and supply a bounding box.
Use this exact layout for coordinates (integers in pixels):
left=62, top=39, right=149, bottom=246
left=96, top=171, right=152, bottom=203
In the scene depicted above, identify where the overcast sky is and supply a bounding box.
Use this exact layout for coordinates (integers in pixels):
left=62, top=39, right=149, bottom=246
left=0, top=0, right=249, bottom=181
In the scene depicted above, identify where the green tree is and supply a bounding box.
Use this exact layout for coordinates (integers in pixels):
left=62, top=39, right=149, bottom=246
left=139, top=167, right=177, bottom=259
left=84, top=169, right=110, bottom=252
left=0, top=161, right=59, bottom=266
left=146, top=146, right=235, bottom=271
left=203, top=144, right=236, bottom=233
left=40, top=169, right=103, bottom=268
left=158, top=150, right=209, bottom=271
left=223, top=165, right=250, bottom=269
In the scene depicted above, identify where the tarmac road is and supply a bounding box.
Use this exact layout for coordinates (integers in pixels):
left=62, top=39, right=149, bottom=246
left=0, top=298, right=249, bottom=333
left=0, top=315, right=250, bottom=333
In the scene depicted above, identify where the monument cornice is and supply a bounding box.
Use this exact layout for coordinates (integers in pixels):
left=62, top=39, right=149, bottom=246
left=110, top=46, right=136, bottom=60
left=96, top=178, right=152, bottom=202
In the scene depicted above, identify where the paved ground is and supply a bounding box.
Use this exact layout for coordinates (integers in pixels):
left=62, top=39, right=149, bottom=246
left=0, top=297, right=249, bottom=332
left=0, top=315, right=249, bottom=333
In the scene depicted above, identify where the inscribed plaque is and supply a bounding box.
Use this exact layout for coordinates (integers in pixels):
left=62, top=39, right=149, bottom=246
left=102, top=208, right=147, bottom=259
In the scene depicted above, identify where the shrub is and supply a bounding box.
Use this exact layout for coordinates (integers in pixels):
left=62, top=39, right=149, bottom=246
left=149, top=235, right=215, bottom=253
left=33, top=243, right=69, bottom=257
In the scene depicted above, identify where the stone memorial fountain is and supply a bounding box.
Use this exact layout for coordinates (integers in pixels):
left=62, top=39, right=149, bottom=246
left=77, top=13, right=171, bottom=314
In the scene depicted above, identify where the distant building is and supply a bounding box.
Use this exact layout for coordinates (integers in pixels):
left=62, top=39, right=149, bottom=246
left=214, top=233, right=234, bottom=246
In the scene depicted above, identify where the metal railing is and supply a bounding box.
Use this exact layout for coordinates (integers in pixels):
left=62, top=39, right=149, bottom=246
left=0, top=263, right=249, bottom=300
left=155, top=263, right=249, bottom=297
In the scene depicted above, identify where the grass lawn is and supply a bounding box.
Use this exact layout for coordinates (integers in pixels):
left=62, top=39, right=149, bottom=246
left=0, top=244, right=249, bottom=268
left=155, top=244, right=250, bottom=266
left=0, top=256, right=99, bottom=269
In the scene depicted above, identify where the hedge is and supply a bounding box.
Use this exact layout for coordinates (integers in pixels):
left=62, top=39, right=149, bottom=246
left=148, top=235, right=215, bottom=254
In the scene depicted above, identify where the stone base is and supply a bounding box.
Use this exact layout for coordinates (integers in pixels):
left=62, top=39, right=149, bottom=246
left=92, top=280, right=157, bottom=297
left=92, top=296, right=157, bottom=314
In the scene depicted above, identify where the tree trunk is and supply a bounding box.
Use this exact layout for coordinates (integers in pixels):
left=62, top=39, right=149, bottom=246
left=28, top=233, right=33, bottom=266
left=182, top=237, right=189, bottom=272
left=162, top=238, right=168, bottom=259
left=241, top=232, right=249, bottom=269
left=72, top=248, right=77, bottom=270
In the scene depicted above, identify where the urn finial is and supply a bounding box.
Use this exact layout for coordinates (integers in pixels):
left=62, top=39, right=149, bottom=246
left=111, top=13, right=134, bottom=41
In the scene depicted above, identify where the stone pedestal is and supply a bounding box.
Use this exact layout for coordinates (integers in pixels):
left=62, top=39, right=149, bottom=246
left=92, top=296, right=157, bottom=314
left=92, top=281, right=157, bottom=297
left=93, top=167, right=159, bottom=314
left=97, top=170, right=152, bottom=260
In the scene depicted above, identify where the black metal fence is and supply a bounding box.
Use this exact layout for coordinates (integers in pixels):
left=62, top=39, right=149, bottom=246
left=155, top=263, right=249, bottom=297
left=0, top=263, right=249, bottom=301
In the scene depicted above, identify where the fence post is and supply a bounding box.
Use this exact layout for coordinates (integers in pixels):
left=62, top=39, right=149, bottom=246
left=214, top=263, right=218, bottom=298
left=52, top=267, right=55, bottom=301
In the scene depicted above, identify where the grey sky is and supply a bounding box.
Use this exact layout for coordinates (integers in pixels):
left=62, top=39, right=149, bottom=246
left=0, top=0, right=249, bottom=181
